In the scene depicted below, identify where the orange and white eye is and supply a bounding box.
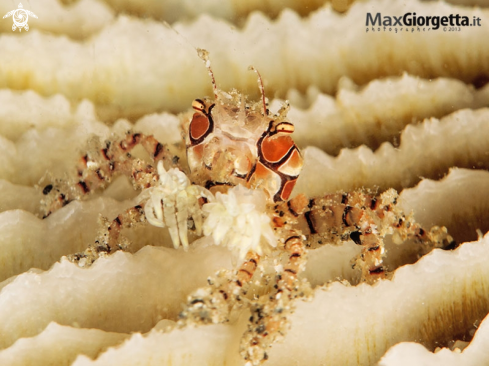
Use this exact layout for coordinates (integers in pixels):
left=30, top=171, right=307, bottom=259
left=274, top=122, right=294, bottom=134
left=192, top=99, right=206, bottom=112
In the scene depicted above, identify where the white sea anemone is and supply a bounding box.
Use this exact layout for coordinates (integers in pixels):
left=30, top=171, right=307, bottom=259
left=202, top=185, right=276, bottom=262
left=144, top=161, right=211, bottom=250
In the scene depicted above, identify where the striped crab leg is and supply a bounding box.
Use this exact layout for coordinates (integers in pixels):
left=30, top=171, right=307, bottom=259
left=241, top=231, right=310, bottom=365
left=180, top=229, right=309, bottom=365
left=179, top=251, right=262, bottom=325
left=238, top=195, right=310, bottom=365
left=41, top=132, right=171, bottom=217
left=68, top=204, right=148, bottom=266
left=289, top=189, right=454, bottom=282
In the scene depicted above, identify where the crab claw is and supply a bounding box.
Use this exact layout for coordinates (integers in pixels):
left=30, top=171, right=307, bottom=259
left=144, top=161, right=213, bottom=250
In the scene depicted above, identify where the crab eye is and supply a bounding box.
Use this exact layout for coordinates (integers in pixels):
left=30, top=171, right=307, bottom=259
left=192, top=99, right=206, bottom=112
left=275, top=122, right=294, bottom=134
left=267, top=121, right=295, bottom=135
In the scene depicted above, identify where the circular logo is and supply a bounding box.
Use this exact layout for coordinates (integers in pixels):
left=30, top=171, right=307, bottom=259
left=12, top=9, right=28, bottom=28
left=3, top=4, right=37, bottom=32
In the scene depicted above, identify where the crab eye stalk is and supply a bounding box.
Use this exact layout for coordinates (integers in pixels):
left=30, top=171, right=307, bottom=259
left=192, top=99, right=206, bottom=112
left=275, top=122, right=294, bottom=134
left=268, top=121, right=295, bottom=135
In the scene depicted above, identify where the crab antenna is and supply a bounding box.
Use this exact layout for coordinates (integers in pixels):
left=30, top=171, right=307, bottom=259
left=197, top=48, right=219, bottom=100
left=248, top=66, right=267, bottom=115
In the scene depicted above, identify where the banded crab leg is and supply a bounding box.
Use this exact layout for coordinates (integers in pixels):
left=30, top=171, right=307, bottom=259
left=179, top=251, right=261, bottom=325
left=179, top=185, right=278, bottom=323
left=290, top=191, right=396, bottom=281
left=241, top=233, right=310, bottom=365
left=180, top=232, right=309, bottom=365
left=287, top=189, right=454, bottom=282
left=68, top=204, right=148, bottom=266
left=69, top=160, right=214, bottom=266
left=41, top=132, right=171, bottom=217
left=233, top=200, right=312, bottom=365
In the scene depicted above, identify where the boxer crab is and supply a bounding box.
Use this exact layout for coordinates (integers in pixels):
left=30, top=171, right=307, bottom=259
left=40, top=50, right=453, bottom=365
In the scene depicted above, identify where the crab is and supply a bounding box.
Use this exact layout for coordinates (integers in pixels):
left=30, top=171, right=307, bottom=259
left=40, top=49, right=454, bottom=365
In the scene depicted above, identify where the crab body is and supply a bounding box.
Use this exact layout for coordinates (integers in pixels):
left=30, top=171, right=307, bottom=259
left=185, top=91, right=302, bottom=202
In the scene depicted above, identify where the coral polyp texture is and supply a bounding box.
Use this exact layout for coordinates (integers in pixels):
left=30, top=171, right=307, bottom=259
left=1, top=0, right=489, bottom=365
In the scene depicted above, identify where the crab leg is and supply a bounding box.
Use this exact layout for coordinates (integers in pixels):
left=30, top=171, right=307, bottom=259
left=241, top=232, right=309, bottom=365
left=68, top=204, right=147, bottom=266
left=236, top=251, right=260, bottom=287
left=286, top=189, right=453, bottom=282
left=281, top=235, right=307, bottom=287
left=179, top=251, right=261, bottom=326
left=41, top=132, right=171, bottom=217
left=288, top=192, right=389, bottom=281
